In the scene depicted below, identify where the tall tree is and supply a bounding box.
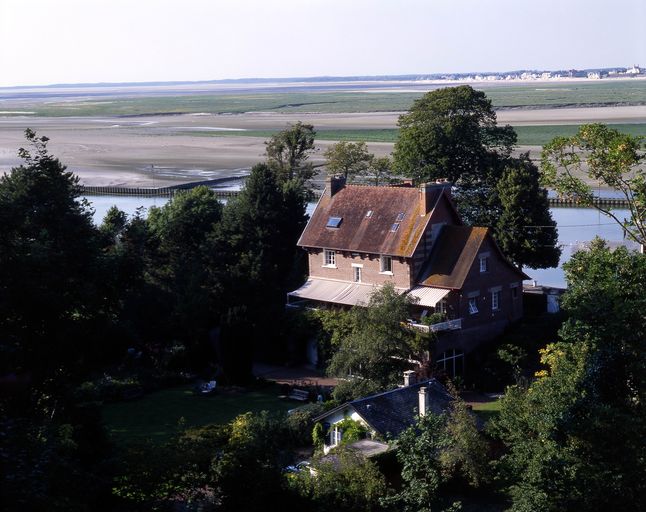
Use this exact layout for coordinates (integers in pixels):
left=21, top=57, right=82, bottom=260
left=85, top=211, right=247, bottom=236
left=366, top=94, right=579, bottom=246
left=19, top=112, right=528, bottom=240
left=393, top=85, right=516, bottom=187
left=0, top=129, right=107, bottom=381
left=495, top=156, right=561, bottom=269
left=541, top=123, right=645, bottom=249
left=324, top=141, right=373, bottom=181
left=213, top=163, right=308, bottom=376
left=492, top=240, right=646, bottom=512
left=367, top=155, right=394, bottom=186
left=327, top=284, right=425, bottom=392
left=265, top=122, right=317, bottom=183
left=146, top=187, right=224, bottom=363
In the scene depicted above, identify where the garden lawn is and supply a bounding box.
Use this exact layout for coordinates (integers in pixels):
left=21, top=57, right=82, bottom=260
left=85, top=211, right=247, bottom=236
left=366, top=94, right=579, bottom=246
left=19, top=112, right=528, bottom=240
left=470, top=399, right=502, bottom=424
left=102, top=384, right=294, bottom=444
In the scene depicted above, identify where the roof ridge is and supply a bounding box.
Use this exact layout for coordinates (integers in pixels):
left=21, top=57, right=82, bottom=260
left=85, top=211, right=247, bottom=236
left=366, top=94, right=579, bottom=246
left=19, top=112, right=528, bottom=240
left=350, top=379, right=434, bottom=405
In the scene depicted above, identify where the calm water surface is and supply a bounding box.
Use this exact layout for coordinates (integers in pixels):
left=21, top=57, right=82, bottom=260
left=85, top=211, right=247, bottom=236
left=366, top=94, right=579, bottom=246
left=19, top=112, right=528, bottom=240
left=87, top=195, right=636, bottom=289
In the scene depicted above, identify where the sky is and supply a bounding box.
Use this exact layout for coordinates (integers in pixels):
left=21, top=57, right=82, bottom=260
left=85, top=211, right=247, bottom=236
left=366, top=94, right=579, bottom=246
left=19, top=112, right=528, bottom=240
left=1, top=0, right=644, bottom=87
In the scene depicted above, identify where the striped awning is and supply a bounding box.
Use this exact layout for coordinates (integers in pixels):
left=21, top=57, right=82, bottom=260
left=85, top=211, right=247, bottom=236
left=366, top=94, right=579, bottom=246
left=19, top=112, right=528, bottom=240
left=288, top=278, right=406, bottom=307
left=406, top=286, right=450, bottom=307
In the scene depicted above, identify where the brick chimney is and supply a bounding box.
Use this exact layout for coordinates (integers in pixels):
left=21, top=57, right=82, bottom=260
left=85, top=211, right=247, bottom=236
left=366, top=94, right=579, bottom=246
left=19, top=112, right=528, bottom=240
left=419, top=179, right=452, bottom=215
left=403, top=370, right=417, bottom=387
left=418, top=385, right=429, bottom=416
left=325, top=175, right=346, bottom=198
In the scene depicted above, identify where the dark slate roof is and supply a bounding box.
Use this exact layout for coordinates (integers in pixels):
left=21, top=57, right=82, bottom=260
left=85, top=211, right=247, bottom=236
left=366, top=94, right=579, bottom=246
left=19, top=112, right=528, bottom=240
left=417, top=225, right=528, bottom=289
left=316, top=379, right=453, bottom=439
left=298, top=185, right=443, bottom=257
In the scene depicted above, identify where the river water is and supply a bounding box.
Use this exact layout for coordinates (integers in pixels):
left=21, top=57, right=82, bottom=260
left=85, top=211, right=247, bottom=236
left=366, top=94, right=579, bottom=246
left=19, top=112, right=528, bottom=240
left=86, top=195, right=636, bottom=289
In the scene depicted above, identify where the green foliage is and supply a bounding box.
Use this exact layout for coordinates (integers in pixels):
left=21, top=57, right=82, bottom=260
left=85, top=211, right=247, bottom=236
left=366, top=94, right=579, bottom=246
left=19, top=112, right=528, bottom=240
left=495, top=155, right=560, bottom=269
left=333, top=417, right=369, bottom=445
left=393, top=85, right=516, bottom=187
left=312, top=422, right=325, bottom=449
left=492, top=241, right=646, bottom=511
left=332, top=378, right=383, bottom=403
left=383, top=413, right=457, bottom=512
left=287, top=447, right=388, bottom=512
left=0, top=129, right=109, bottom=381
left=326, top=283, right=425, bottom=389
left=367, top=155, right=395, bottom=186
left=324, top=140, right=373, bottom=181
left=541, top=123, right=645, bottom=246
left=265, top=121, right=316, bottom=182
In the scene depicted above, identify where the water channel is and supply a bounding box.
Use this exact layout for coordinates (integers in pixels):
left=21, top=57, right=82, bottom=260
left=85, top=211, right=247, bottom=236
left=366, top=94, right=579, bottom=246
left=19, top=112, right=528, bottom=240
left=86, top=195, right=636, bottom=289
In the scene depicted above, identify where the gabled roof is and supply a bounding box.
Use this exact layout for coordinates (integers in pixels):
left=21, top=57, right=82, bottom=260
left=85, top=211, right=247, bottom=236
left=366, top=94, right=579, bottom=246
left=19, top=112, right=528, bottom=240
left=315, top=379, right=453, bottom=439
left=417, top=225, right=529, bottom=289
left=298, top=185, right=446, bottom=257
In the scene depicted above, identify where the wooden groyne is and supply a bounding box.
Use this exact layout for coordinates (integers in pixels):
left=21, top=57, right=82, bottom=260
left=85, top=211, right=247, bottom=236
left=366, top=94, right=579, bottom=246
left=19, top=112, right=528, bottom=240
left=80, top=176, right=245, bottom=199
left=548, top=197, right=631, bottom=208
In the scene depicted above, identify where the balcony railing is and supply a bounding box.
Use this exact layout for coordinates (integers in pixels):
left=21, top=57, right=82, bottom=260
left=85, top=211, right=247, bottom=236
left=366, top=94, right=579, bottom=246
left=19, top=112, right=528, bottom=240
left=407, top=318, right=462, bottom=333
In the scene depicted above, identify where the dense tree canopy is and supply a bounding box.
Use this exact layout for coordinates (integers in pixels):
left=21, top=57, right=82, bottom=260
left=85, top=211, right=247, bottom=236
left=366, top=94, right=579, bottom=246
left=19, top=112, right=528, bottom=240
left=265, top=122, right=317, bottom=183
left=324, top=141, right=373, bottom=181
left=0, top=129, right=108, bottom=381
left=326, top=284, right=425, bottom=394
left=495, top=156, right=561, bottom=269
left=393, top=85, right=516, bottom=187
left=492, top=240, right=646, bottom=511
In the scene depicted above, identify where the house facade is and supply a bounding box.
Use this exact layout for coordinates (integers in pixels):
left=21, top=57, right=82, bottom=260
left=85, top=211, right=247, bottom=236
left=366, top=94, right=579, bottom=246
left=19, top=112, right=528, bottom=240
left=288, top=176, right=529, bottom=376
left=313, top=372, right=453, bottom=454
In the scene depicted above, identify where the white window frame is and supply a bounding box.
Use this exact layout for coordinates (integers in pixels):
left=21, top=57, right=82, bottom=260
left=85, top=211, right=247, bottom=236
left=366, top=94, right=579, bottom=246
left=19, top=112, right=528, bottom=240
left=479, top=255, right=489, bottom=273
left=468, top=297, right=479, bottom=315
left=353, top=266, right=362, bottom=283
left=491, top=290, right=501, bottom=311
left=323, top=249, right=336, bottom=268
left=437, top=298, right=448, bottom=314
left=380, top=255, right=393, bottom=274
left=437, top=349, right=464, bottom=378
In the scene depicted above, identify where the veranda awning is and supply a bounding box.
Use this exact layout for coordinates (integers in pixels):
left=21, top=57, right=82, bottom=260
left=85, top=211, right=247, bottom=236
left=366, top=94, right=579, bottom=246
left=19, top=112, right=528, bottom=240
left=406, top=286, right=450, bottom=307
left=288, top=278, right=406, bottom=307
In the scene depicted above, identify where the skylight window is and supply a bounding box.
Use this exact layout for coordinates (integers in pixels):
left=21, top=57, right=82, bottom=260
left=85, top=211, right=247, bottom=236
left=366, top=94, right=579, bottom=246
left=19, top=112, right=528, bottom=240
left=391, top=223, right=400, bottom=232
left=396, top=212, right=405, bottom=221
left=366, top=210, right=373, bottom=218
left=327, top=216, right=342, bottom=228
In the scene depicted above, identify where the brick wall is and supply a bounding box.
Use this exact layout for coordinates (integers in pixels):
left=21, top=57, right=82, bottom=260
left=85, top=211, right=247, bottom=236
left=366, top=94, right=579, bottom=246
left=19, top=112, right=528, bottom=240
left=307, top=249, right=413, bottom=289
left=453, top=237, right=524, bottom=330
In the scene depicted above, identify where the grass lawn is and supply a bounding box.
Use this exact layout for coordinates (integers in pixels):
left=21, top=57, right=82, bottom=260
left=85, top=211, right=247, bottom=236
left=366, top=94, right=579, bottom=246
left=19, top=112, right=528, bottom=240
left=470, top=398, right=502, bottom=424
left=102, top=384, right=294, bottom=444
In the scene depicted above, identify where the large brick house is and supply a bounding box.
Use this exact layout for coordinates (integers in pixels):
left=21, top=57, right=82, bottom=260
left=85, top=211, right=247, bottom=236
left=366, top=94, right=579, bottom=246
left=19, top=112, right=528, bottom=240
left=288, top=176, right=528, bottom=376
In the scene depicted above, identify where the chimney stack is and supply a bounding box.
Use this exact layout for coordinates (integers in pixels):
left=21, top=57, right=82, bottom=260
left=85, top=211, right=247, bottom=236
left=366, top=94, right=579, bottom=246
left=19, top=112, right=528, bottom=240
left=418, top=385, right=429, bottom=416
left=403, top=370, right=417, bottom=387
left=325, top=175, right=346, bottom=198
left=419, top=179, right=452, bottom=215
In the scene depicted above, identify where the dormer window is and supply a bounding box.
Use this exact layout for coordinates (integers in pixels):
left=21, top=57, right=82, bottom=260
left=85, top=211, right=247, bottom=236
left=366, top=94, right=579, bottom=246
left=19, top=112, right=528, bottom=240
left=327, top=216, right=342, bottom=228
left=365, top=210, right=373, bottom=218
left=396, top=212, right=405, bottom=222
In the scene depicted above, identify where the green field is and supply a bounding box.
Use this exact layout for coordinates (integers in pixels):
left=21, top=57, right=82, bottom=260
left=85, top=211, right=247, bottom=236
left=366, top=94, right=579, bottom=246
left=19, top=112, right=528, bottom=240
left=102, top=384, right=294, bottom=444
left=5, top=81, right=645, bottom=117
left=187, top=123, right=646, bottom=146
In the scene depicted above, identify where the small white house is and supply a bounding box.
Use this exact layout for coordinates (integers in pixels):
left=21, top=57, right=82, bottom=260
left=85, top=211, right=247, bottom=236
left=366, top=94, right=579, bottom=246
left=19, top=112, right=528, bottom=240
left=313, top=373, right=453, bottom=454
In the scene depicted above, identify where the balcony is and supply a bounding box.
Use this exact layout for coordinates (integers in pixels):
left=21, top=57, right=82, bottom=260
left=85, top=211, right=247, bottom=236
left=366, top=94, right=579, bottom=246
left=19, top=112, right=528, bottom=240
left=407, top=318, right=462, bottom=333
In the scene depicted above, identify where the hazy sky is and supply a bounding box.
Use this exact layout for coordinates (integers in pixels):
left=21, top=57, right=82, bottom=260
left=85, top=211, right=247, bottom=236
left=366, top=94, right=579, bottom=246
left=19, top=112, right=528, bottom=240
left=1, top=0, right=644, bottom=87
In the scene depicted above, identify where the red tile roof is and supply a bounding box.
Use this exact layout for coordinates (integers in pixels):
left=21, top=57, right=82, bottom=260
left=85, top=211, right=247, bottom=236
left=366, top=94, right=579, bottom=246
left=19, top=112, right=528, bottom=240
left=298, top=185, right=443, bottom=257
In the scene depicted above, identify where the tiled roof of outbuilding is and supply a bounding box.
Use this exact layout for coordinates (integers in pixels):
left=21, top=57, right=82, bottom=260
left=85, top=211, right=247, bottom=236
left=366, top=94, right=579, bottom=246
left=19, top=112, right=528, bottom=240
left=315, top=379, right=453, bottom=439
left=298, top=185, right=443, bottom=257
